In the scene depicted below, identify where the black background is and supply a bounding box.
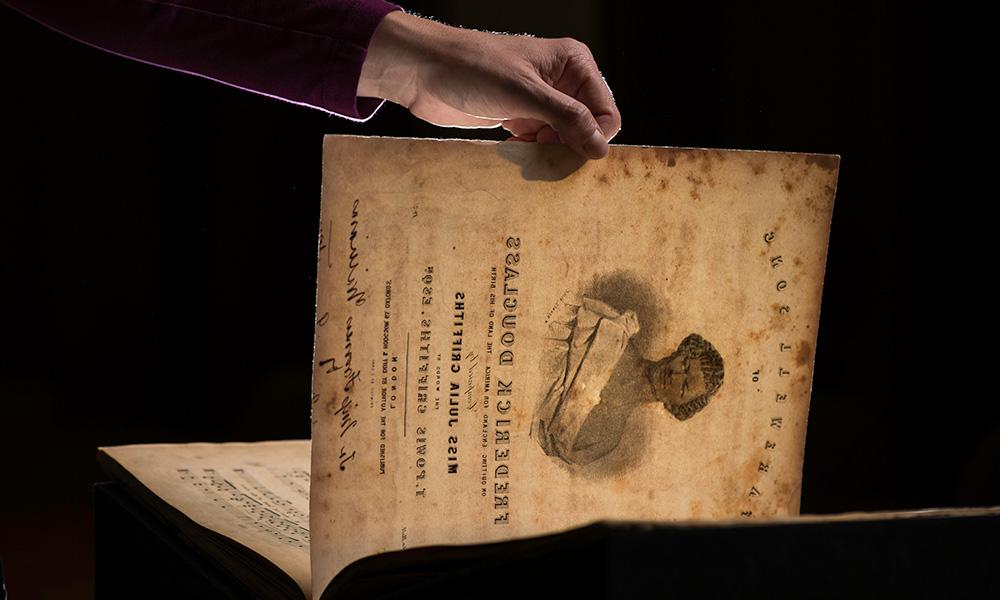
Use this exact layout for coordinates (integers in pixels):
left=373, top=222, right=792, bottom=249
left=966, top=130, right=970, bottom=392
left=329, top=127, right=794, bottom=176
left=1, top=1, right=990, bottom=598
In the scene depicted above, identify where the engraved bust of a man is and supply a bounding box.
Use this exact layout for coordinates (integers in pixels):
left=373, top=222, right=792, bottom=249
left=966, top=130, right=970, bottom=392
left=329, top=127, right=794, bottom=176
left=532, top=296, right=724, bottom=466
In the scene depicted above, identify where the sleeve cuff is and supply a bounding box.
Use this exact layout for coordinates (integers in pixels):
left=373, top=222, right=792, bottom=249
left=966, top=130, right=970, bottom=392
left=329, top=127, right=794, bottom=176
left=321, top=0, right=401, bottom=121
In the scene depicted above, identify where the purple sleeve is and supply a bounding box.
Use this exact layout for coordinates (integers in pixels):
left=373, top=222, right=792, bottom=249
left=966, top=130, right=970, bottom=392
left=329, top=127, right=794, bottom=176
left=2, top=0, right=402, bottom=120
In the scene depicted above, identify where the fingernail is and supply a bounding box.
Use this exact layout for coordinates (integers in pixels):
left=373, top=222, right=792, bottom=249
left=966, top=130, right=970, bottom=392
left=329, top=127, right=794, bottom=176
left=584, top=128, right=609, bottom=159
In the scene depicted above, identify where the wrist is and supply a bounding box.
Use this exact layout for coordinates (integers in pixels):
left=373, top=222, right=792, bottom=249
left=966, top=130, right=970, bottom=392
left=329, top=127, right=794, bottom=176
left=359, top=11, right=435, bottom=106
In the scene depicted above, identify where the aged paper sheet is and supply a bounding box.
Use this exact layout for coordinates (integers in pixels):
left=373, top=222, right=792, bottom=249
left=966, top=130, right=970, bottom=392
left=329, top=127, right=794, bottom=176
left=311, top=136, right=838, bottom=595
left=101, top=441, right=311, bottom=597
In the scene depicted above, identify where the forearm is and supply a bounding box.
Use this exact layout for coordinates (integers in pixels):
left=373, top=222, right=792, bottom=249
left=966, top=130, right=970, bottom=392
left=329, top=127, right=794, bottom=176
left=2, top=0, right=400, bottom=118
left=4, top=1, right=621, bottom=157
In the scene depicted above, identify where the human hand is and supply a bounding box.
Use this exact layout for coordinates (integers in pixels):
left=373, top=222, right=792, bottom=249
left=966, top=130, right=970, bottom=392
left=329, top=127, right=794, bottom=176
left=358, top=11, right=621, bottom=159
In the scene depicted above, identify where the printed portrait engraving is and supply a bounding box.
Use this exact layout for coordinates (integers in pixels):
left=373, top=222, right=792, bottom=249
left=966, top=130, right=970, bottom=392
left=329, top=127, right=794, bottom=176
left=532, top=272, right=725, bottom=469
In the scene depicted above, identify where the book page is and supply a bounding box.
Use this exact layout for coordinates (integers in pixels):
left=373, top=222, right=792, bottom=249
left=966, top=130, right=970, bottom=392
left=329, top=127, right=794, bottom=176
left=311, top=136, right=838, bottom=595
left=101, top=440, right=311, bottom=597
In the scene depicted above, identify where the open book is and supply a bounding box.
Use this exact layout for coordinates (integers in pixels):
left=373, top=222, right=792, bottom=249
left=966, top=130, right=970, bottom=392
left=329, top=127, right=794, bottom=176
left=100, top=136, right=843, bottom=598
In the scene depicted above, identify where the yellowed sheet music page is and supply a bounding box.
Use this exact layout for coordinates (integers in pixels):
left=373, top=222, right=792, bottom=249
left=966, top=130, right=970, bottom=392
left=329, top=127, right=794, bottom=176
left=311, top=136, right=838, bottom=595
left=101, top=441, right=311, bottom=597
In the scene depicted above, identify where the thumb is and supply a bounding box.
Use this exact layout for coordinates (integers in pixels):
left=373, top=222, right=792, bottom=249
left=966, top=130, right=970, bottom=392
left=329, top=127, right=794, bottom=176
left=524, top=80, right=609, bottom=159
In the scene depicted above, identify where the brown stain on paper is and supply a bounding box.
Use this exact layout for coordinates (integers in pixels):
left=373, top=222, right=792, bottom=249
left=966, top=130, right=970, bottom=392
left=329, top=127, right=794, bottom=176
left=795, top=341, right=813, bottom=367
left=804, top=154, right=839, bottom=172
left=655, top=148, right=678, bottom=167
